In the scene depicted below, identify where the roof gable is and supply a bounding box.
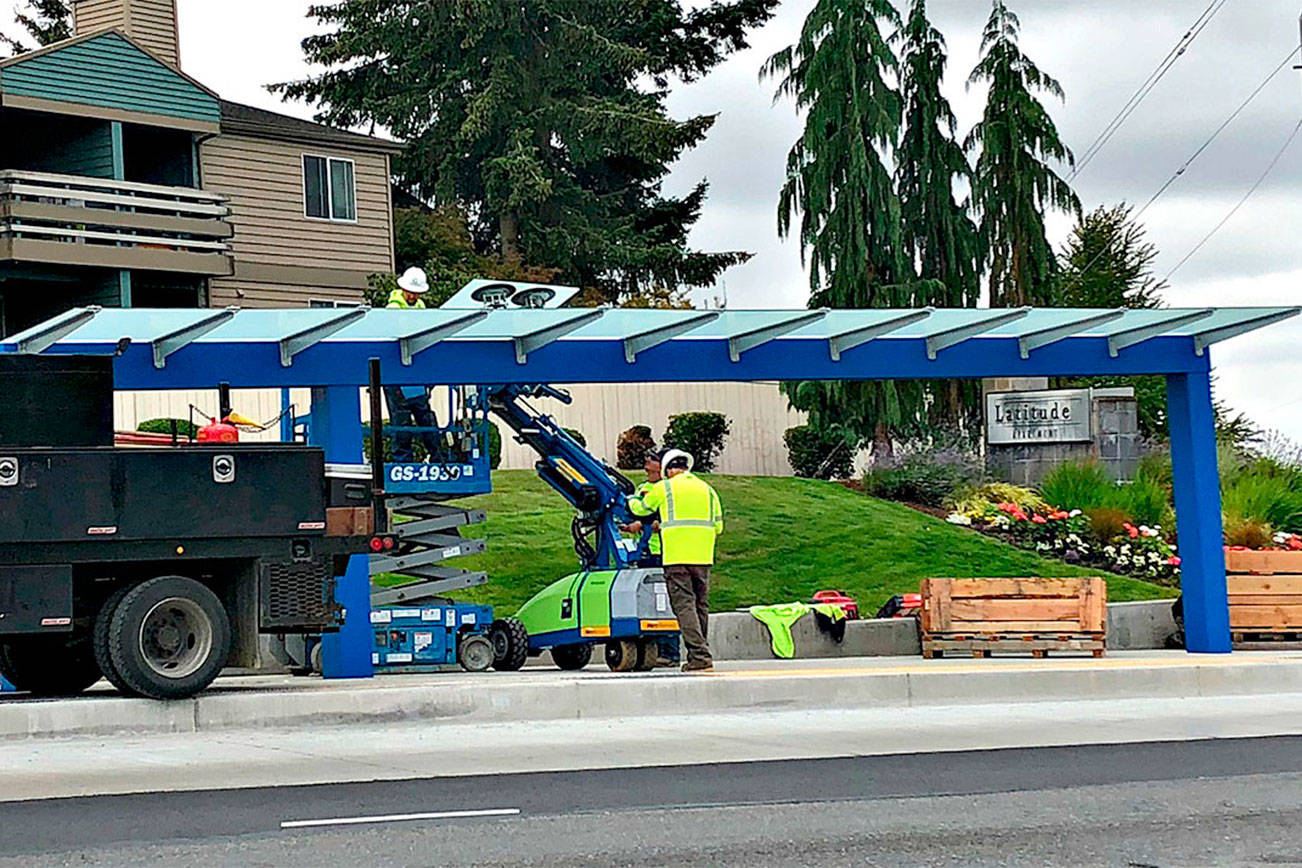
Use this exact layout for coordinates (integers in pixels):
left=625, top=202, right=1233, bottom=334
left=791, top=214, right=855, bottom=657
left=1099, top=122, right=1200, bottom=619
left=0, top=31, right=219, bottom=131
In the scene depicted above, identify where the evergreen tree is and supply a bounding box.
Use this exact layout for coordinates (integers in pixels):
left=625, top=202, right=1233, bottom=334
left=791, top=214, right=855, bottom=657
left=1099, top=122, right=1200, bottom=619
left=966, top=0, right=1079, bottom=307
left=1055, top=203, right=1165, bottom=309
left=763, top=0, right=925, bottom=455
left=277, top=0, right=777, bottom=305
left=1, top=0, right=71, bottom=55
left=894, top=0, right=983, bottom=432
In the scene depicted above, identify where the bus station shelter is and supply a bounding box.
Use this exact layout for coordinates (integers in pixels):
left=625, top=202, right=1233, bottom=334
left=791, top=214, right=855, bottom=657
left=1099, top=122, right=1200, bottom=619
left=4, top=303, right=1297, bottom=675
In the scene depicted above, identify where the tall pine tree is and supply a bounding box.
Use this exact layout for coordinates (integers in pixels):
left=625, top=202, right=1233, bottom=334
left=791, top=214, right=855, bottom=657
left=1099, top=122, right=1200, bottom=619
left=1, top=0, right=71, bottom=55
left=966, top=0, right=1079, bottom=307
left=894, top=0, right=983, bottom=432
left=277, top=0, right=777, bottom=305
left=764, top=0, right=927, bottom=456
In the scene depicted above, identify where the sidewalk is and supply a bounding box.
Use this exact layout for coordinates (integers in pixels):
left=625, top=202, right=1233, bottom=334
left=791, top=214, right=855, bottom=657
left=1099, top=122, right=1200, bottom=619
left=2, top=650, right=1300, bottom=741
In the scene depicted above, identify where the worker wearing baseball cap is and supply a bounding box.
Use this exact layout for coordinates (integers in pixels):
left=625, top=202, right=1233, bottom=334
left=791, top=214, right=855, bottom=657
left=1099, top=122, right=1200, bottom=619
left=384, top=267, right=440, bottom=461
left=628, top=448, right=723, bottom=671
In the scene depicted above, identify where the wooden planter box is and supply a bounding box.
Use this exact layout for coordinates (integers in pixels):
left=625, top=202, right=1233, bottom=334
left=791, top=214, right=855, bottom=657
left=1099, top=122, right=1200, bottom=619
left=1226, top=550, right=1302, bottom=645
left=920, top=577, right=1107, bottom=659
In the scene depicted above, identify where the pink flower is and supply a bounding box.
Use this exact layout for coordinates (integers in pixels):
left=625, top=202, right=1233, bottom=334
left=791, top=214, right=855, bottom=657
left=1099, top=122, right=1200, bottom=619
left=1125, top=523, right=1139, bottom=539
left=1168, top=556, right=1181, bottom=567
left=1032, top=514, right=1047, bottom=524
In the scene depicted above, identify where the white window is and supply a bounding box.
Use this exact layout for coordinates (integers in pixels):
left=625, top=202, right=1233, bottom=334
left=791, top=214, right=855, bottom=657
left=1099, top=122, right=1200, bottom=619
left=303, top=155, right=357, bottom=222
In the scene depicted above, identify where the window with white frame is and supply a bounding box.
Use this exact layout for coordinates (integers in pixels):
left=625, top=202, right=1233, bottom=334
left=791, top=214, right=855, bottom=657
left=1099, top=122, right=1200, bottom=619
left=303, top=155, right=357, bottom=222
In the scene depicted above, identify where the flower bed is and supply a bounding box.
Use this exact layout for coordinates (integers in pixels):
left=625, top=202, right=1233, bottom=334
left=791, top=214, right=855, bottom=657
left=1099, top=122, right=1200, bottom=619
left=948, top=498, right=1181, bottom=586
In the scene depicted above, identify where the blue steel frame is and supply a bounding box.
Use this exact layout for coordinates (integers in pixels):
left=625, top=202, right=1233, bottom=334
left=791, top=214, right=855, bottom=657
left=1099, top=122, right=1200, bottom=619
left=3, top=305, right=1296, bottom=670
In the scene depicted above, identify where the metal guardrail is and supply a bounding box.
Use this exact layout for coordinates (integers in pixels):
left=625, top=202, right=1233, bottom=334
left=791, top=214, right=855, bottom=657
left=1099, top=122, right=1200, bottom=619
left=0, top=169, right=233, bottom=259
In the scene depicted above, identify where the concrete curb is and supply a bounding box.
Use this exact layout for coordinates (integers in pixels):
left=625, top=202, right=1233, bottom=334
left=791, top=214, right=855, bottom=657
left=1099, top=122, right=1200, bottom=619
left=2, top=652, right=1299, bottom=741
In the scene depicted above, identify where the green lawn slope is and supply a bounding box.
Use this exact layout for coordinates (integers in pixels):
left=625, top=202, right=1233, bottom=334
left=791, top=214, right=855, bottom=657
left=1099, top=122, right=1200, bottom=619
left=384, top=471, right=1172, bottom=613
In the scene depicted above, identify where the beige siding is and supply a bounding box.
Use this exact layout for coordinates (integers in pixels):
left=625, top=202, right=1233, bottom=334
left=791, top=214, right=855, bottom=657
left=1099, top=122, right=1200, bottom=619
left=74, top=0, right=179, bottom=67
left=208, top=280, right=365, bottom=310
left=112, top=383, right=810, bottom=476
left=202, top=135, right=393, bottom=272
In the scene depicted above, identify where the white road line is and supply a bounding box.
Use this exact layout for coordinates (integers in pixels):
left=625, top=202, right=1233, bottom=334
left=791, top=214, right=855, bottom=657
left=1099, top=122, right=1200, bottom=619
left=280, top=807, right=521, bottom=829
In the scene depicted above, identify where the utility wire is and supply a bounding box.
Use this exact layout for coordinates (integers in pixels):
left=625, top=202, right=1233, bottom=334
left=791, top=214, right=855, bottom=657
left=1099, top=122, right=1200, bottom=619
left=1059, top=44, right=1300, bottom=295
left=1071, top=0, right=1229, bottom=181
left=1164, top=114, right=1302, bottom=280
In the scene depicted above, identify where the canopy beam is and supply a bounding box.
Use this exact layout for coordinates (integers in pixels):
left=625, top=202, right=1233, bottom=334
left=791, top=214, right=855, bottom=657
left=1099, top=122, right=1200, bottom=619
left=152, top=307, right=239, bottom=369
left=1192, top=308, right=1300, bottom=356
left=729, top=310, right=827, bottom=362
left=1108, top=309, right=1214, bottom=358
left=624, top=311, right=720, bottom=363
left=15, top=306, right=100, bottom=354
left=279, top=307, right=368, bottom=367
left=829, top=309, right=933, bottom=361
left=400, top=310, right=489, bottom=366
left=1017, top=309, right=1126, bottom=359
left=925, top=307, right=1030, bottom=360
left=514, top=308, right=605, bottom=364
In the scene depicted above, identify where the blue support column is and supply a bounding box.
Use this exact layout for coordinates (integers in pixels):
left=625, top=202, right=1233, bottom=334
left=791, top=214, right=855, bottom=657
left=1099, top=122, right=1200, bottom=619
left=309, top=386, right=375, bottom=679
left=1167, top=370, right=1231, bottom=653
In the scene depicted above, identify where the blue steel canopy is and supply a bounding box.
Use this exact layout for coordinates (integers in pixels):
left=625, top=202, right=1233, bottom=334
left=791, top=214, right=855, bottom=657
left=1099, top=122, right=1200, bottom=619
left=1, top=305, right=1296, bottom=389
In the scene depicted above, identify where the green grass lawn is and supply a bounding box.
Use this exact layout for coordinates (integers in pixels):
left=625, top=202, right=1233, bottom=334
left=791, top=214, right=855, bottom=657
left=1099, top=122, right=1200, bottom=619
left=381, top=470, right=1172, bottom=614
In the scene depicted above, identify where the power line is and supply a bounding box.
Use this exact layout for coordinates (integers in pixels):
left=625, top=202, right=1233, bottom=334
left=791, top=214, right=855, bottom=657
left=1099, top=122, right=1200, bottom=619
left=1071, top=0, right=1229, bottom=181
left=1059, top=44, right=1300, bottom=295
left=1164, top=113, right=1302, bottom=280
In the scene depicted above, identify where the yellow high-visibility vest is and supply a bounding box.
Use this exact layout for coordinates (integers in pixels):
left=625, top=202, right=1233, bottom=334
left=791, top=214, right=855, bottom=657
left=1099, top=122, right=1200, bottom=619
left=386, top=289, right=426, bottom=310
left=628, top=472, right=722, bottom=565
left=630, top=481, right=663, bottom=556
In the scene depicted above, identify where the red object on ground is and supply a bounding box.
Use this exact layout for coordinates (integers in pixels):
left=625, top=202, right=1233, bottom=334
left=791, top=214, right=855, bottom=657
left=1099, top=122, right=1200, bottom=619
left=197, top=421, right=240, bottom=443
left=812, top=590, right=860, bottom=620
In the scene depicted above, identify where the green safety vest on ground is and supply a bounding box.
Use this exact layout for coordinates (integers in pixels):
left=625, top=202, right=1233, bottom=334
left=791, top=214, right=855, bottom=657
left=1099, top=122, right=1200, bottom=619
left=749, top=603, right=848, bottom=658
left=386, top=289, right=426, bottom=310
left=629, top=471, right=722, bottom=566
left=631, top=482, right=662, bottom=556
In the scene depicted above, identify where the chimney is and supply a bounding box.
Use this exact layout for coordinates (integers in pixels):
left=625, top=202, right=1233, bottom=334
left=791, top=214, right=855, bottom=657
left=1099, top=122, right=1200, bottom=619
left=72, top=0, right=180, bottom=69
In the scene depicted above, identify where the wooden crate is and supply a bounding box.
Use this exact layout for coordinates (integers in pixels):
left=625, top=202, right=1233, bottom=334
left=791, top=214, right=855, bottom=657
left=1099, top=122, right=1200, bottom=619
left=1226, top=550, right=1302, bottom=645
left=920, top=577, right=1107, bottom=659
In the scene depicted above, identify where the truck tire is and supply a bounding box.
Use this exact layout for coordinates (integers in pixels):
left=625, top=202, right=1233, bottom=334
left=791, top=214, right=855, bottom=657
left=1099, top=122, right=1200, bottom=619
left=551, top=643, right=592, bottom=671
left=489, top=618, right=529, bottom=671
left=93, top=586, right=135, bottom=695
left=107, top=576, right=232, bottom=700
left=458, top=634, right=495, bottom=672
left=0, top=634, right=102, bottom=697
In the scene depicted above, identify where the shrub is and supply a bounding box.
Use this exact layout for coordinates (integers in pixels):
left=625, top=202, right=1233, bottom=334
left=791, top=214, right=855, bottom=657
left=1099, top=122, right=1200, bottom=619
left=487, top=422, right=502, bottom=470
left=663, top=412, right=730, bottom=473
left=138, top=418, right=198, bottom=439
left=866, top=454, right=981, bottom=509
left=1086, top=507, right=1131, bottom=545
left=784, top=425, right=855, bottom=480
left=616, top=425, right=656, bottom=470
left=1222, top=472, right=1302, bottom=535
left=1040, top=460, right=1115, bottom=512
left=563, top=427, right=586, bottom=448
left=948, top=482, right=1050, bottom=519
left=1225, top=516, right=1274, bottom=549
left=1115, top=476, right=1172, bottom=528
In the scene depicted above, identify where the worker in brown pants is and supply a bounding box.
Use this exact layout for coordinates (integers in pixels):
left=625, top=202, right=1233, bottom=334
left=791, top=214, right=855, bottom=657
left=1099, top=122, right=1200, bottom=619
left=628, top=449, right=723, bottom=671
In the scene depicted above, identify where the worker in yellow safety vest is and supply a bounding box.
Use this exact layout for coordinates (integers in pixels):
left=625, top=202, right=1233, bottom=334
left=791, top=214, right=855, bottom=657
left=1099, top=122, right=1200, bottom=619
left=628, top=449, right=723, bottom=671
left=384, top=267, right=439, bottom=461
left=622, top=449, right=678, bottom=667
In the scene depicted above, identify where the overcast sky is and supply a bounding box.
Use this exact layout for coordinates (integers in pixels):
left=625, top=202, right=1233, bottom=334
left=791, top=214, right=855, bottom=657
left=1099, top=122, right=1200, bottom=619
left=6, top=0, right=1301, bottom=440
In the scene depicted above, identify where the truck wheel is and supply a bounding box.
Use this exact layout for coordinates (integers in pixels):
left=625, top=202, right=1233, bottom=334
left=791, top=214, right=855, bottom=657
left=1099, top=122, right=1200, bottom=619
left=634, top=638, right=660, bottom=672
left=551, top=643, right=592, bottom=671
left=458, top=634, right=495, bottom=672
left=0, top=634, right=102, bottom=697
left=604, top=639, right=639, bottom=672
left=93, top=586, right=135, bottom=695
left=107, top=576, right=231, bottom=700
left=489, top=618, right=529, bottom=671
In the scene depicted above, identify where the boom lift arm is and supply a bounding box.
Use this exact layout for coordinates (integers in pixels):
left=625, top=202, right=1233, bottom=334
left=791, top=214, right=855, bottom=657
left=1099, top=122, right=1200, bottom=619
left=479, top=384, right=652, bottom=571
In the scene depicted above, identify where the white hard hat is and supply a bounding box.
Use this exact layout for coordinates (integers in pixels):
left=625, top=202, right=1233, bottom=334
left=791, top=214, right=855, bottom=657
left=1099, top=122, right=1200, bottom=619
left=397, top=267, right=430, bottom=295
left=661, top=449, right=694, bottom=472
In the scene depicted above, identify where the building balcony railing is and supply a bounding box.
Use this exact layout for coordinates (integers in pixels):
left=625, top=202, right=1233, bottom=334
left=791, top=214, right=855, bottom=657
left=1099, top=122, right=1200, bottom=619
left=0, top=170, right=234, bottom=276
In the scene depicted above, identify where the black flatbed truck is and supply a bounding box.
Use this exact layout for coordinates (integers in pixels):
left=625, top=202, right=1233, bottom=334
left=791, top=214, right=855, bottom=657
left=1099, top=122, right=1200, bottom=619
left=0, top=355, right=387, bottom=700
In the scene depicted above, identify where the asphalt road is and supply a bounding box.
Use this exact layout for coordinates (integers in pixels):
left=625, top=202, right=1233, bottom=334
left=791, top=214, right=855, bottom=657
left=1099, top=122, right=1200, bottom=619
left=4, top=737, right=1302, bottom=866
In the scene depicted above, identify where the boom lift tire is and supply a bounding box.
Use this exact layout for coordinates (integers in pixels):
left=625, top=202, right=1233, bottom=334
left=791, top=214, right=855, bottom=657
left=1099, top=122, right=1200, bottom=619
left=551, top=643, right=592, bottom=671
left=106, top=576, right=232, bottom=700
left=604, top=639, right=639, bottom=672
left=0, top=633, right=102, bottom=696
left=634, top=638, right=660, bottom=672
left=458, top=634, right=495, bottom=672
left=488, top=618, right=529, bottom=671
left=93, top=585, right=135, bottom=695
